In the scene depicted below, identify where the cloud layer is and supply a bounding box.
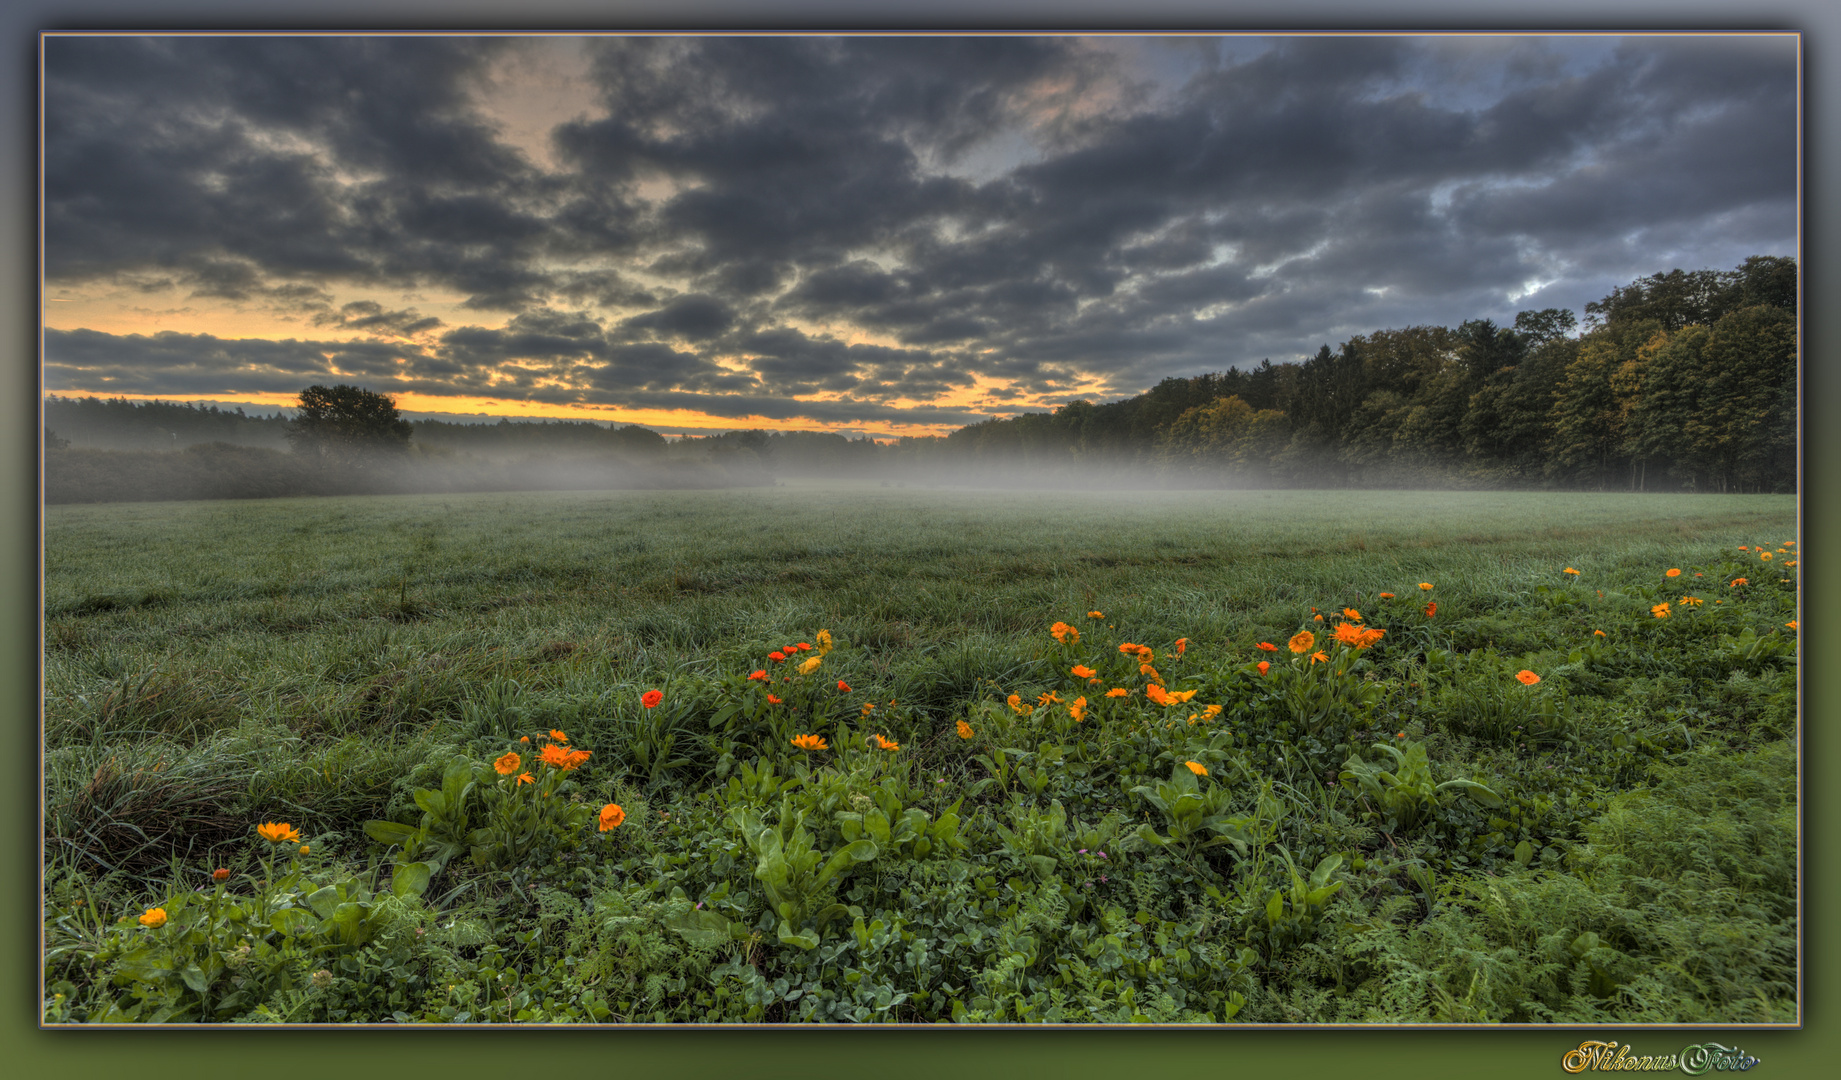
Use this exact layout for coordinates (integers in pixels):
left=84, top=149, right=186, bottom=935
left=45, top=34, right=1797, bottom=431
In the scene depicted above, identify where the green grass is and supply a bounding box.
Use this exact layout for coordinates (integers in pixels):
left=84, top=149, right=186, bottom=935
left=42, top=484, right=1798, bottom=1024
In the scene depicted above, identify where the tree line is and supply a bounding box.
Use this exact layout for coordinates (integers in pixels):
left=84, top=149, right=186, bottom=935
left=44, top=256, right=1795, bottom=502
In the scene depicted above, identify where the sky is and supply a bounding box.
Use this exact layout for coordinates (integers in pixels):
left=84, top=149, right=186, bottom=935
left=41, top=32, right=1798, bottom=439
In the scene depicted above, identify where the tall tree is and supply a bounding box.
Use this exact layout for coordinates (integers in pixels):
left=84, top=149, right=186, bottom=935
left=287, top=384, right=412, bottom=467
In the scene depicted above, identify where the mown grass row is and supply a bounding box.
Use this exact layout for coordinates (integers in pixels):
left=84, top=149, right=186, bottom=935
left=42, top=486, right=1798, bottom=1023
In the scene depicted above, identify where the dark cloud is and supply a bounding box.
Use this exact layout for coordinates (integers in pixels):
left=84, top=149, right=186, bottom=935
left=45, top=34, right=1796, bottom=429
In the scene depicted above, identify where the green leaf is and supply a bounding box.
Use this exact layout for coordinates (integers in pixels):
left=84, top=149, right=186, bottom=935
left=305, top=884, right=341, bottom=920
left=179, top=965, right=210, bottom=993
left=364, top=819, right=421, bottom=847
left=391, top=861, right=433, bottom=898
left=815, top=839, right=879, bottom=886
left=1513, top=839, right=1534, bottom=867
left=777, top=919, right=820, bottom=951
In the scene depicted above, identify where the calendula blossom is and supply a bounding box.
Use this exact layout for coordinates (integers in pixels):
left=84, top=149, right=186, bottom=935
left=549, top=729, right=569, bottom=744
left=1379, top=592, right=1395, bottom=599
left=1425, top=602, right=1437, bottom=618
left=641, top=690, right=663, bottom=709
left=1731, top=578, right=1749, bottom=587
left=748, top=669, right=768, bottom=682
left=599, top=804, right=625, bottom=831
left=1420, top=583, right=1433, bottom=591
left=1106, top=687, right=1130, bottom=698
left=257, top=822, right=301, bottom=844
left=1761, top=551, right=1773, bottom=561
left=1787, top=621, right=1798, bottom=631
left=1257, top=660, right=1270, bottom=676
left=1343, top=608, right=1362, bottom=623
left=1008, top=693, right=1025, bottom=714
left=768, top=650, right=786, bottom=662
left=1594, top=630, right=1607, bottom=637
left=767, top=694, right=782, bottom=704
left=799, top=655, right=823, bottom=675
left=1652, top=602, right=1670, bottom=619
left=1184, top=761, right=1208, bottom=776
left=1037, top=691, right=1061, bottom=706
left=1681, top=596, right=1702, bottom=606
left=1202, top=704, right=1222, bottom=720
left=1144, top=684, right=1171, bottom=705
left=1564, top=568, right=1580, bottom=576
left=870, top=734, right=900, bottom=751
left=516, top=772, right=534, bottom=786
left=1068, top=696, right=1087, bottom=722
left=1310, top=651, right=1329, bottom=664
left=1050, top=621, right=1080, bottom=644
left=1071, top=665, right=1097, bottom=679
left=1288, top=630, right=1315, bottom=653
left=956, top=719, right=974, bottom=739
left=139, top=907, right=167, bottom=928
left=1139, top=663, right=1161, bottom=681
left=1175, top=638, right=1187, bottom=654
left=816, top=630, right=834, bottom=655
left=838, top=680, right=852, bottom=692
left=1516, top=670, right=1541, bottom=685
left=791, top=734, right=829, bottom=752
left=1256, top=641, right=1278, bottom=652
left=494, top=752, right=521, bottom=776
left=1666, top=568, right=1681, bottom=577
left=1088, top=611, right=1104, bottom=619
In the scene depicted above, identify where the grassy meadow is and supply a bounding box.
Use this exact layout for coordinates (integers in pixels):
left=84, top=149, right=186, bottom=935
left=41, top=483, right=1800, bottom=1024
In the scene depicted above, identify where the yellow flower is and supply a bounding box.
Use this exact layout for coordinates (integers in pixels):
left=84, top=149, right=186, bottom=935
left=1760, top=551, right=1773, bottom=561
left=1680, top=596, right=1702, bottom=606
left=138, top=907, right=167, bottom=928
left=1202, top=704, right=1222, bottom=720
left=1564, top=567, right=1580, bottom=576
left=1184, top=761, right=1208, bottom=776
left=1165, top=689, right=1197, bottom=704
left=799, top=655, right=823, bottom=675
left=299, top=845, right=310, bottom=855
left=869, top=734, right=900, bottom=751
left=1419, top=582, right=1433, bottom=591
left=257, top=822, right=301, bottom=844
left=816, top=630, right=834, bottom=655
left=1288, top=630, right=1315, bottom=654
left=791, top=734, right=829, bottom=752
left=956, top=719, right=974, bottom=739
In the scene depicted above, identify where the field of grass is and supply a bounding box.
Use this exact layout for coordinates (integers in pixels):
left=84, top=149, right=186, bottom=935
left=42, top=484, right=1799, bottom=1024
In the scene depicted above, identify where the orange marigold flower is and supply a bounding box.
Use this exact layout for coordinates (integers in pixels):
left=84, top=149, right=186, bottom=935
left=1202, top=704, right=1222, bottom=720
left=598, top=803, right=625, bottom=831
left=1185, top=761, right=1208, bottom=776
left=1139, top=663, right=1161, bottom=681
left=1008, top=693, right=1025, bottom=714
left=1105, top=687, right=1129, bottom=698
left=1118, top=642, right=1139, bottom=655
left=1049, top=621, right=1080, bottom=644
left=549, top=729, right=569, bottom=744
left=519, top=735, right=530, bottom=743
left=1419, top=583, right=1433, bottom=591
left=1564, top=568, right=1579, bottom=576
left=1396, top=731, right=1407, bottom=739
left=1332, top=622, right=1365, bottom=648
left=641, top=689, right=663, bottom=709
left=1088, top=610, right=1104, bottom=619
left=212, top=868, right=230, bottom=883
left=769, top=651, right=786, bottom=662
left=1760, top=551, right=1773, bottom=561
left=1166, top=689, right=1197, bottom=704
left=138, top=907, right=167, bottom=928
left=1067, top=696, right=1087, bottom=722
left=1424, top=602, right=1437, bottom=618
left=516, top=772, right=534, bottom=785
left=838, top=680, right=852, bottom=693
left=1379, top=592, right=1395, bottom=599
left=1739, top=546, right=1749, bottom=550
left=1680, top=596, right=1702, bottom=606
left=1037, top=691, right=1061, bottom=706
left=1666, top=568, right=1681, bottom=577
left=767, top=694, right=782, bottom=704
left=1256, top=641, right=1278, bottom=652
left=539, top=743, right=572, bottom=768
left=1071, top=665, right=1097, bottom=679
left=1309, top=651, right=1328, bottom=663
left=870, top=734, right=900, bottom=751
left=1343, top=608, right=1362, bottom=623
left=1731, top=578, right=1749, bottom=587
left=1593, top=630, right=1606, bottom=637
left=494, top=751, right=521, bottom=776
left=1175, top=638, right=1188, bottom=654
left=1288, top=630, right=1315, bottom=653
left=1257, top=660, right=1271, bottom=676
left=1786, top=620, right=1798, bottom=631
left=796, top=642, right=813, bottom=651
left=799, top=655, right=823, bottom=674
left=257, top=822, right=301, bottom=844
left=791, top=734, right=829, bottom=752
left=956, top=719, right=974, bottom=739
left=748, top=669, right=768, bottom=682
left=1144, top=684, right=1170, bottom=705
left=1313, top=614, right=1324, bottom=622
left=816, top=630, right=834, bottom=654
left=1516, top=670, right=1541, bottom=685
left=1651, top=602, right=1670, bottom=619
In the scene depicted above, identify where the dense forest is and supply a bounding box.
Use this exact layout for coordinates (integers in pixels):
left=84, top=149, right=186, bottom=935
left=43, top=257, right=1795, bottom=503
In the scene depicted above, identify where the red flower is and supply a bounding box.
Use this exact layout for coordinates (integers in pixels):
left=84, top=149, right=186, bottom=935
left=747, top=669, right=768, bottom=682
left=641, top=689, right=663, bottom=709
left=1256, top=661, right=1270, bottom=676
left=1424, top=602, right=1436, bottom=618
left=767, top=694, right=782, bottom=704
left=768, top=651, right=786, bottom=662
left=838, top=680, right=851, bottom=692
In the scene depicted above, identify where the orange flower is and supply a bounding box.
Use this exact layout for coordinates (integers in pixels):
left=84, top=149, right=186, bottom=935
left=1379, top=592, right=1395, bottom=599
left=1118, top=642, right=1139, bottom=655
left=519, top=735, right=530, bottom=744
left=1175, top=638, right=1188, bottom=654
left=791, top=734, right=829, bottom=752
left=1257, top=660, right=1271, bottom=676
left=1088, top=611, right=1104, bottom=619
left=870, top=734, right=900, bottom=751
left=956, top=719, right=974, bottom=739
left=1739, top=546, right=1749, bottom=551
left=549, top=729, right=569, bottom=744
left=1165, top=689, right=1197, bottom=704
left=748, top=669, right=768, bottom=682
left=1310, top=651, right=1328, bottom=664
left=1007, top=693, right=1026, bottom=714
left=1731, top=578, right=1749, bottom=587
left=212, top=868, right=230, bottom=883
left=598, top=804, right=626, bottom=831
left=796, top=643, right=813, bottom=652
left=1144, top=684, right=1170, bottom=705
left=1313, top=614, right=1324, bottom=622
left=1071, top=665, right=1097, bottom=679
left=1184, top=761, right=1208, bottom=776
left=1050, top=621, right=1080, bottom=644
left=516, top=772, right=534, bottom=785
left=767, top=694, right=782, bottom=704
left=1288, top=630, right=1315, bottom=654
left=1342, top=608, right=1362, bottom=623
left=1680, top=596, right=1702, bottom=607
left=1396, top=731, right=1407, bottom=739
left=769, top=651, right=786, bottom=662
left=1419, top=583, right=1433, bottom=591
left=838, top=680, right=852, bottom=692
left=1202, top=704, right=1222, bottom=721
left=1067, top=697, right=1086, bottom=722
left=1593, top=630, right=1606, bottom=637
left=1666, top=568, right=1681, bottom=577
left=1424, top=602, right=1437, bottom=618
left=1786, top=621, right=1798, bottom=631
left=1332, top=622, right=1365, bottom=648
left=256, top=822, right=301, bottom=844
left=539, top=743, right=572, bottom=768
left=1106, top=687, right=1129, bottom=698
left=138, top=907, right=167, bottom=928
left=1256, top=641, right=1278, bottom=652
left=1037, top=691, right=1061, bottom=706
left=1760, top=551, right=1773, bottom=561
left=1516, top=670, right=1541, bottom=685
left=494, top=751, right=521, bottom=776
left=1651, top=602, right=1670, bottom=619
left=642, top=689, right=663, bottom=709
left=1564, top=568, right=1580, bottom=576
left=1139, top=663, right=1162, bottom=682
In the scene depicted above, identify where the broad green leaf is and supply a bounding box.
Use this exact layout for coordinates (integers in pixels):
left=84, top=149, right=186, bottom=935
left=391, top=861, right=432, bottom=898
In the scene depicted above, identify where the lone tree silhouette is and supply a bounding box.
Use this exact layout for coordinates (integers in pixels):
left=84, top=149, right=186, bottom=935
left=287, top=384, right=411, bottom=467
